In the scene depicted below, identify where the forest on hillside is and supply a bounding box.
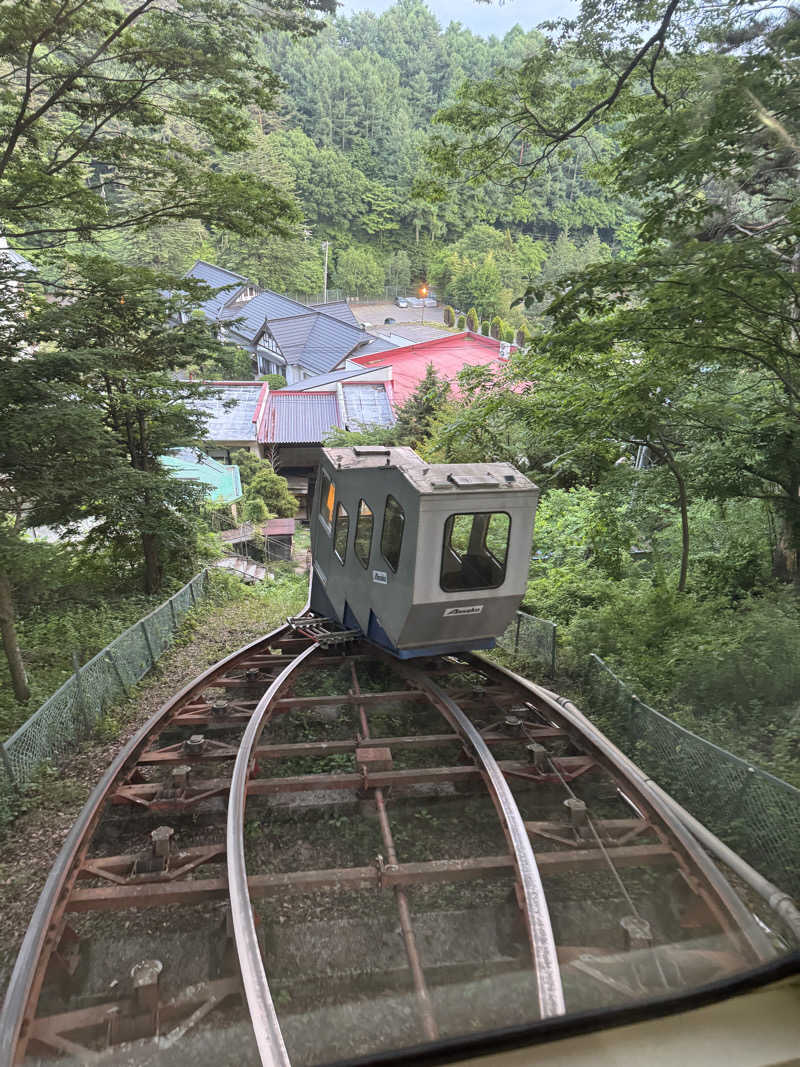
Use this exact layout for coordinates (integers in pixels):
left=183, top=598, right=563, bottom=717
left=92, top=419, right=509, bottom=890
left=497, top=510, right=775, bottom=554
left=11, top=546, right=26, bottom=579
left=1, top=0, right=799, bottom=797
left=112, top=0, right=630, bottom=321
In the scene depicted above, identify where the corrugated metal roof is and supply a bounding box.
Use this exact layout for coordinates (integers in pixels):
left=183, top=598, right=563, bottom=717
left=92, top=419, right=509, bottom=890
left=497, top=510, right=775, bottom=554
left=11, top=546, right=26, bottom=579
left=260, top=391, right=341, bottom=444
left=194, top=383, right=264, bottom=442
left=185, top=260, right=250, bottom=320
left=308, top=300, right=359, bottom=326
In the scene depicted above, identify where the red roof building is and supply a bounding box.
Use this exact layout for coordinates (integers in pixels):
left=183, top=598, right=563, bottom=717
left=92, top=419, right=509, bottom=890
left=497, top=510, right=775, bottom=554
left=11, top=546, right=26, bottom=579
left=348, top=331, right=509, bottom=407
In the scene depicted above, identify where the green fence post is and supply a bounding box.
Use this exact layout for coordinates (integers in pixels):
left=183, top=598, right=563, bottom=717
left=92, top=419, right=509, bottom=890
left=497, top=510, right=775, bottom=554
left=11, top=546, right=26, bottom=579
left=168, top=594, right=178, bottom=629
left=107, top=650, right=130, bottom=698
left=140, top=619, right=157, bottom=667
left=72, top=652, right=90, bottom=734
left=188, top=580, right=197, bottom=606
left=514, top=612, right=521, bottom=655
left=0, top=743, right=18, bottom=793
left=551, top=624, right=557, bottom=676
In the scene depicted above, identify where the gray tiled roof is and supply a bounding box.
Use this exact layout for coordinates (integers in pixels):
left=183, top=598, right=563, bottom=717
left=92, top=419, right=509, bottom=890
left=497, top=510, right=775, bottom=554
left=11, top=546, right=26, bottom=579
left=219, top=288, right=309, bottom=341
left=308, top=300, right=359, bottom=326
left=186, top=261, right=249, bottom=320
left=267, top=313, right=368, bottom=375
left=194, top=384, right=264, bottom=442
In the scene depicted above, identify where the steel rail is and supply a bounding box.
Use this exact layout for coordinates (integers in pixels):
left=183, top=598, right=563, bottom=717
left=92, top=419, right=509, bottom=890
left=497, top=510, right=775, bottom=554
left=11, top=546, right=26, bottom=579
left=470, top=655, right=778, bottom=963
left=401, top=664, right=567, bottom=1020
left=226, top=641, right=319, bottom=1067
left=535, top=682, right=800, bottom=946
left=0, top=620, right=296, bottom=1065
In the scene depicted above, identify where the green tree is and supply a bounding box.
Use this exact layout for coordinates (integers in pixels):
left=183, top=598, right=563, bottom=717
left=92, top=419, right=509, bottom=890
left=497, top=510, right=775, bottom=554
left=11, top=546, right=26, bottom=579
left=333, top=246, right=384, bottom=297
left=466, top=307, right=478, bottom=332
left=245, top=466, right=298, bottom=518
left=19, top=259, right=224, bottom=595
left=456, top=314, right=466, bottom=329
left=0, top=0, right=334, bottom=253
left=481, top=319, right=490, bottom=335
left=394, top=364, right=451, bottom=449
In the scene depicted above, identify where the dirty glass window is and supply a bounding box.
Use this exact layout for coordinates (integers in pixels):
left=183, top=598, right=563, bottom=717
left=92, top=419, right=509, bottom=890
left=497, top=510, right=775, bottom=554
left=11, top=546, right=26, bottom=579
left=441, top=512, right=510, bottom=592
left=319, top=471, right=335, bottom=528
left=380, top=495, right=405, bottom=572
left=333, top=502, right=349, bottom=564
left=354, top=499, right=373, bottom=569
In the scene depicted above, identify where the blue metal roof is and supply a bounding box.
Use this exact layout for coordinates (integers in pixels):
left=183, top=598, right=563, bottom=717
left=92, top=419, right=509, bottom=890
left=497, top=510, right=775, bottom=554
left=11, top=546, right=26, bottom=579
left=194, top=384, right=264, bottom=442
left=342, top=384, right=394, bottom=429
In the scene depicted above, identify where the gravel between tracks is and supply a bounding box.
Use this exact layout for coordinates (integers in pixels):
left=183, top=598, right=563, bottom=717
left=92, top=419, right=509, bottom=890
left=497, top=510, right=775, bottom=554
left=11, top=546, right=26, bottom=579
left=0, top=572, right=306, bottom=1001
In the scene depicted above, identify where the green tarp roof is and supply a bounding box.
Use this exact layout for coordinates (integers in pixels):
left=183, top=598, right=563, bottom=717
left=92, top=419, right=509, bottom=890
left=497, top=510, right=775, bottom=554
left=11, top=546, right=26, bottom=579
left=160, top=448, right=242, bottom=504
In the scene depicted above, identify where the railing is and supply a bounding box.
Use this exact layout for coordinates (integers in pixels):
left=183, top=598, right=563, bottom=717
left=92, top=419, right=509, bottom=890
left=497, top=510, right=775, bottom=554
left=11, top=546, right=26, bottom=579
left=0, top=571, right=209, bottom=803
left=497, top=610, right=557, bottom=674
left=582, top=653, right=800, bottom=900
left=287, top=285, right=416, bottom=307
left=497, top=607, right=800, bottom=899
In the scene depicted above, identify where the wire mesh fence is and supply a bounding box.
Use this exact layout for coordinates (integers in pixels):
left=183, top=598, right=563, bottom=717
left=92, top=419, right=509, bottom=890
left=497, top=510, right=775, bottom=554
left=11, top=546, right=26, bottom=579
left=496, top=609, right=557, bottom=675
left=582, top=653, right=800, bottom=899
left=0, top=571, right=208, bottom=802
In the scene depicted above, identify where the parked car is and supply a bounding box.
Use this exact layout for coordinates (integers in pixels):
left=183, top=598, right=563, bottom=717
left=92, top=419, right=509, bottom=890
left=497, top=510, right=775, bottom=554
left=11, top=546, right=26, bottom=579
left=423, top=297, right=437, bottom=307
left=384, top=317, right=396, bottom=325
left=406, top=296, right=423, bottom=307
left=395, top=296, right=409, bottom=308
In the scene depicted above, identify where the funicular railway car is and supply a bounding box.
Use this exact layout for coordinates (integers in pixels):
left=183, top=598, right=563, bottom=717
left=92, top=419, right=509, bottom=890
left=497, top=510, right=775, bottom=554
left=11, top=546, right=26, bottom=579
left=309, top=445, right=538, bottom=656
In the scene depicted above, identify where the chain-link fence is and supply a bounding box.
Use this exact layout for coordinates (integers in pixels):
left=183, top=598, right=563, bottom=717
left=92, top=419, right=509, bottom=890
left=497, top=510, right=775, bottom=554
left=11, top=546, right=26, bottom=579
left=0, top=571, right=208, bottom=801
left=583, top=653, right=800, bottom=900
left=496, top=610, right=557, bottom=675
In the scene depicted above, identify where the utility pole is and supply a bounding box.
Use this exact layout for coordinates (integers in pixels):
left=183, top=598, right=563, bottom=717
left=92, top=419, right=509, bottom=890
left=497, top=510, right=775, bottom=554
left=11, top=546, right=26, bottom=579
left=322, top=241, right=329, bottom=304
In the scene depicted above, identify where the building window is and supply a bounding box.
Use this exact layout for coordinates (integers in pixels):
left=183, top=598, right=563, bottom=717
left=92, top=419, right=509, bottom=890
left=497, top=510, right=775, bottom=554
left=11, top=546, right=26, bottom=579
left=354, top=500, right=373, bottom=569
left=380, top=495, right=405, bottom=572
left=440, top=512, right=510, bottom=592
left=334, top=502, right=349, bottom=563
left=318, top=472, right=334, bottom=529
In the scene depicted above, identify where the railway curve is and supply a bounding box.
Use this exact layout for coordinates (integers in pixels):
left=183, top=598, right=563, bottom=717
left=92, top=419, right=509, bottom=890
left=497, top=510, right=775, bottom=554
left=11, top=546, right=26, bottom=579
left=0, top=615, right=790, bottom=1066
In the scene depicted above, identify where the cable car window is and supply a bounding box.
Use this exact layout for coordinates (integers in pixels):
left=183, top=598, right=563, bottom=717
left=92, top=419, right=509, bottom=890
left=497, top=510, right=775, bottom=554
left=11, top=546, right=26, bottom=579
left=333, top=502, right=349, bottom=564
left=440, top=512, right=510, bottom=592
left=319, top=471, right=334, bottom=529
left=354, top=499, right=373, bottom=569
left=380, top=495, right=405, bottom=572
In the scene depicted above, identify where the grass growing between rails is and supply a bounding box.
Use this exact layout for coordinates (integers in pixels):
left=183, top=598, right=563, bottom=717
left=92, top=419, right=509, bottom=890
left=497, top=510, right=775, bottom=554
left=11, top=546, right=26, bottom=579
left=0, top=567, right=307, bottom=996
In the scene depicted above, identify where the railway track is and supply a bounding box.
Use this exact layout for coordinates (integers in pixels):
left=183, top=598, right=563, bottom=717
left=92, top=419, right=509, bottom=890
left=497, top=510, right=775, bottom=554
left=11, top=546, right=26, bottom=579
left=0, top=613, right=784, bottom=1066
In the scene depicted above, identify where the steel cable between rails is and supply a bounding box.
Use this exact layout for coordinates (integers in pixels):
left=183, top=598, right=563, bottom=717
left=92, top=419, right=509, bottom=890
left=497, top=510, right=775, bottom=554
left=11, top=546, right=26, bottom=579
left=227, top=642, right=319, bottom=1067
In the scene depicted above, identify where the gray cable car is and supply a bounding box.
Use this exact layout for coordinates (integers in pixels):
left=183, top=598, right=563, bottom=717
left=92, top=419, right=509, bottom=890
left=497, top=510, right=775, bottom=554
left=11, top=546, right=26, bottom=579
left=309, top=446, right=539, bottom=658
